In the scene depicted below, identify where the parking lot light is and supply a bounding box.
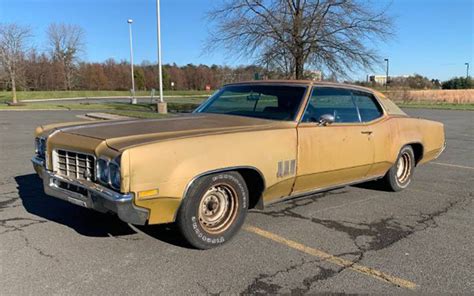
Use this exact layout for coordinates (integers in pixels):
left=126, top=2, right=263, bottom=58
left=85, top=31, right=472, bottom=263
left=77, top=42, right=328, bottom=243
left=128, top=19, right=137, bottom=105
left=156, top=0, right=167, bottom=114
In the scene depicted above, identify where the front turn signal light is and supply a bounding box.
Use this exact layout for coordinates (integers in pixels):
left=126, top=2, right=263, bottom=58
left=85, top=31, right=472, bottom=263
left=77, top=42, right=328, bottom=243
left=138, top=189, right=159, bottom=199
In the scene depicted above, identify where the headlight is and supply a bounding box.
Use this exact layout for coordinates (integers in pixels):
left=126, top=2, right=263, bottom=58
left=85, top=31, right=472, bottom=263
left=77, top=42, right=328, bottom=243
left=97, top=158, right=110, bottom=184
left=96, top=157, right=121, bottom=191
left=109, top=161, right=121, bottom=190
left=35, top=137, right=46, bottom=159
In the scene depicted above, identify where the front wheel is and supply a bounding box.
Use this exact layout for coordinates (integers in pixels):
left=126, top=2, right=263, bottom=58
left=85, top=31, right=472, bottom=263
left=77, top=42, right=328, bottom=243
left=177, top=171, right=248, bottom=249
left=382, top=145, right=415, bottom=191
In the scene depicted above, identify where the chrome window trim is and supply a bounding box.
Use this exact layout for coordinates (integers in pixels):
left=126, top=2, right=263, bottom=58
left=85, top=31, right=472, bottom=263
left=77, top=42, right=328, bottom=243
left=300, top=86, right=361, bottom=124
left=299, top=86, right=387, bottom=125
left=351, top=90, right=385, bottom=123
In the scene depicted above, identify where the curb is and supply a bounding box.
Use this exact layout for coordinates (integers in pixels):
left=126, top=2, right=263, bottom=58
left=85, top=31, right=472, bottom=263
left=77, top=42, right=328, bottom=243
left=84, top=112, right=132, bottom=120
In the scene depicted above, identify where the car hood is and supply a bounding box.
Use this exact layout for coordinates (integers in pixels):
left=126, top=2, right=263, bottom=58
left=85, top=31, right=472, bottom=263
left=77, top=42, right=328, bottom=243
left=58, top=113, right=290, bottom=151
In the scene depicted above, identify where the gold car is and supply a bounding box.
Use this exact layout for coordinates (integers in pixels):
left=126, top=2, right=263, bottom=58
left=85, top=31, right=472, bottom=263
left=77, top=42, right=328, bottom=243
left=32, top=81, right=445, bottom=249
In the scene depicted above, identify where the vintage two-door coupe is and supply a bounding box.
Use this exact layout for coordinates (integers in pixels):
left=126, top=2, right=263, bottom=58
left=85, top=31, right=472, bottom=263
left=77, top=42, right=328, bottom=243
left=32, top=81, right=445, bottom=249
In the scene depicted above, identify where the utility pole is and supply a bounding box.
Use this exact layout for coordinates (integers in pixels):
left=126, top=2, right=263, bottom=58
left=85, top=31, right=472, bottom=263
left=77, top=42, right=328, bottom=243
left=384, top=58, right=389, bottom=90
left=127, top=19, right=137, bottom=104
left=465, top=62, right=470, bottom=79
left=156, top=0, right=167, bottom=114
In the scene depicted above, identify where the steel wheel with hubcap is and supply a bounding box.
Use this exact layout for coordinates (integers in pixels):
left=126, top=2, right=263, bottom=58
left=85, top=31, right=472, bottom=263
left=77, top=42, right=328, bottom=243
left=198, top=184, right=239, bottom=234
left=396, top=151, right=412, bottom=184
left=382, top=145, right=416, bottom=191
left=177, top=171, right=248, bottom=249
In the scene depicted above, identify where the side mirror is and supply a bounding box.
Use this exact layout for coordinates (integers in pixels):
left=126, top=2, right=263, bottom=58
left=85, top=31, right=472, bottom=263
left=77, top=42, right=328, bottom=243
left=318, top=114, right=335, bottom=126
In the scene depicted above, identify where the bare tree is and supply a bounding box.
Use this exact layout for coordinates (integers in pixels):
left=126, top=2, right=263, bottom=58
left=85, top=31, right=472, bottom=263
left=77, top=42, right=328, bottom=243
left=47, top=23, right=85, bottom=90
left=207, top=0, right=393, bottom=79
left=0, top=23, right=32, bottom=104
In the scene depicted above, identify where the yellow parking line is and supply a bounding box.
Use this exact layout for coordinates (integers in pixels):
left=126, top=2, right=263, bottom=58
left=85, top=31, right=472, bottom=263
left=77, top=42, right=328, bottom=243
left=244, top=225, right=418, bottom=290
left=431, top=162, right=474, bottom=170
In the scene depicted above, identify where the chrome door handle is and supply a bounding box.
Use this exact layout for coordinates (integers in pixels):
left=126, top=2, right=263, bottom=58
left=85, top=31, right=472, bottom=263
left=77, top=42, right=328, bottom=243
left=361, top=131, right=373, bottom=135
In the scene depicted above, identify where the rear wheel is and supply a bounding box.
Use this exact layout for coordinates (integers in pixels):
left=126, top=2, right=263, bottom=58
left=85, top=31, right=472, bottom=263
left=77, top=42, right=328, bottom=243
left=177, top=171, right=248, bottom=249
left=382, top=145, right=415, bottom=191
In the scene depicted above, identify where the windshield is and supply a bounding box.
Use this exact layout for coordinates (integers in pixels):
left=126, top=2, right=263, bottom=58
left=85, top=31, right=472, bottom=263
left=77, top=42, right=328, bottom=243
left=195, top=85, right=307, bottom=121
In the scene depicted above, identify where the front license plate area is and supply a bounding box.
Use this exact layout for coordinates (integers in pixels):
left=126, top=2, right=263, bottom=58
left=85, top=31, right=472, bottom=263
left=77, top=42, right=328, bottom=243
left=66, top=196, right=88, bottom=208
left=52, top=178, right=90, bottom=208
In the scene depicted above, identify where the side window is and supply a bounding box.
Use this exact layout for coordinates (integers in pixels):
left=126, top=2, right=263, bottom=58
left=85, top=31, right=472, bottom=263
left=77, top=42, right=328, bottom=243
left=353, top=91, right=383, bottom=122
left=302, top=87, right=360, bottom=123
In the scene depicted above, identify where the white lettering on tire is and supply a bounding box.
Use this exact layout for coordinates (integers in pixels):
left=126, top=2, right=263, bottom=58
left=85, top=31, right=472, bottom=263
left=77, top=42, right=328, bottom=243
left=191, top=216, right=225, bottom=244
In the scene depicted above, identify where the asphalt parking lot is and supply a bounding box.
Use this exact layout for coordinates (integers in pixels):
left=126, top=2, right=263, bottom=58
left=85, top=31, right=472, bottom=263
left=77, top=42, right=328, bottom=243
left=0, top=109, right=473, bottom=294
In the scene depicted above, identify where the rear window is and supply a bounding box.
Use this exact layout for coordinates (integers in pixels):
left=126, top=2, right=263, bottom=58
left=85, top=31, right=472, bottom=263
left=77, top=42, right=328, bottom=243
left=353, top=91, right=384, bottom=122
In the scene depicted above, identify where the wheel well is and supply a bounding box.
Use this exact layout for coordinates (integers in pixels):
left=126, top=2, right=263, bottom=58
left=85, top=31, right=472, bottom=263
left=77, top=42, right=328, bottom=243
left=408, top=143, right=424, bottom=165
left=235, top=168, right=265, bottom=210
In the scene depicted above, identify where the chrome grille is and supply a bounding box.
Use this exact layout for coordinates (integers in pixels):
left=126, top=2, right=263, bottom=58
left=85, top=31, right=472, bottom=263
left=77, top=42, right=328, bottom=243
left=54, top=150, right=96, bottom=181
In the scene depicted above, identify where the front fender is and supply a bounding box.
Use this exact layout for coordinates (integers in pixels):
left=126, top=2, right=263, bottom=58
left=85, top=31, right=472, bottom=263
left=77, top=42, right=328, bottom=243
left=127, top=127, right=297, bottom=224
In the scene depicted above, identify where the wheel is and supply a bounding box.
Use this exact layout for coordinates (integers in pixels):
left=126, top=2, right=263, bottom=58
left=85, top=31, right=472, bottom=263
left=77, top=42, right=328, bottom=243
left=177, top=171, right=248, bottom=249
left=382, top=145, right=415, bottom=191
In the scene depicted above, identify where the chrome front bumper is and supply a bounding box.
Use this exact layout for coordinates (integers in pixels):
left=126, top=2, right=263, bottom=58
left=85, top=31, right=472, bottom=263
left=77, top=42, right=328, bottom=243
left=32, top=156, right=149, bottom=225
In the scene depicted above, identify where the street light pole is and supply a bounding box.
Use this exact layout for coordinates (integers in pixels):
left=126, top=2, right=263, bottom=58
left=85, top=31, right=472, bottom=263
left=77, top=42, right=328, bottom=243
left=127, top=19, right=136, bottom=104
left=465, top=62, right=470, bottom=79
left=156, top=0, right=167, bottom=113
left=384, top=58, right=389, bottom=90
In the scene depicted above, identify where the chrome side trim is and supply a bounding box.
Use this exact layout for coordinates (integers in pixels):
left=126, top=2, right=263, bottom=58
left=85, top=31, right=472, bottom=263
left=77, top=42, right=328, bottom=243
left=265, top=174, right=385, bottom=207
left=182, top=166, right=266, bottom=199
left=179, top=166, right=267, bottom=218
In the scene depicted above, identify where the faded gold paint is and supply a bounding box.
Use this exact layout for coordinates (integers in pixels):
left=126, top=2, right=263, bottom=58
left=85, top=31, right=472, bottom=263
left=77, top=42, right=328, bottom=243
left=35, top=81, right=445, bottom=225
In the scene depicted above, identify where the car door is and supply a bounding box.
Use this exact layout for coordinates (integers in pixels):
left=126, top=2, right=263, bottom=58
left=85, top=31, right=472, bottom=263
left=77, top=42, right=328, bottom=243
left=292, top=87, right=375, bottom=195
left=352, top=90, right=393, bottom=178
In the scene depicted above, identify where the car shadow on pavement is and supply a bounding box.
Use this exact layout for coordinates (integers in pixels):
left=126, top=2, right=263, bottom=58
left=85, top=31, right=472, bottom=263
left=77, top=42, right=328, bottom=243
left=136, top=224, right=192, bottom=249
left=16, top=174, right=136, bottom=237
left=15, top=173, right=191, bottom=248
left=352, top=180, right=389, bottom=191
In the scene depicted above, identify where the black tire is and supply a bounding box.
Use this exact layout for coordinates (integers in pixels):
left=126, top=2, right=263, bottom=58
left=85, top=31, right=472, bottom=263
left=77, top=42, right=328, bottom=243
left=177, top=171, right=249, bottom=249
left=382, top=145, right=415, bottom=192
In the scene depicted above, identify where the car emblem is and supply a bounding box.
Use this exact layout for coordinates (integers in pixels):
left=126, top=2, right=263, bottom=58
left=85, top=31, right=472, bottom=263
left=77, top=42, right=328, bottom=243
left=83, top=171, right=91, bottom=179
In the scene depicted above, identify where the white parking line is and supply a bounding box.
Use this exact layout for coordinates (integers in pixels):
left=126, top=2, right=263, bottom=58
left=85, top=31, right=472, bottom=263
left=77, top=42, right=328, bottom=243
left=431, top=162, right=474, bottom=170
left=245, top=226, right=418, bottom=290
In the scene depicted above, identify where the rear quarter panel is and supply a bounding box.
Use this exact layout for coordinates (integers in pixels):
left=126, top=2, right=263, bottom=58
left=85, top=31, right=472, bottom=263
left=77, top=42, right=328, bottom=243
left=391, top=117, right=445, bottom=164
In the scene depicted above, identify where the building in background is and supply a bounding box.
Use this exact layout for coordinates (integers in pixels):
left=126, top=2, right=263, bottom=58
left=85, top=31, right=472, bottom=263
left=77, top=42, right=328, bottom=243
left=367, top=74, right=409, bottom=85
left=367, top=75, right=387, bottom=85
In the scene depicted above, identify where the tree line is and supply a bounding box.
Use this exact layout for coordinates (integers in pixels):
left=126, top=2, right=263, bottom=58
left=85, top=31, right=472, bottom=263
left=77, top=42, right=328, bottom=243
left=0, top=22, right=281, bottom=104
left=2, top=0, right=396, bottom=104
left=13, top=54, right=271, bottom=92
